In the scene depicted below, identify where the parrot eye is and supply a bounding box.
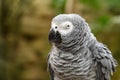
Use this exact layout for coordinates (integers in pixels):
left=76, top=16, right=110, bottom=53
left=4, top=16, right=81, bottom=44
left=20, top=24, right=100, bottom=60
left=55, top=26, right=58, bottom=29
left=67, top=24, right=70, bottom=28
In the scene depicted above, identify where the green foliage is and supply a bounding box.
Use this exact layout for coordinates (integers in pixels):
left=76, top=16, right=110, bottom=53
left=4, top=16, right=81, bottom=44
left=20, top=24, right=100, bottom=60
left=1, top=0, right=26, bottom=35
left=0, top=0, right=32, bottom=80
left=51, top=0, right=66, bottom=14
left=0, top=60, right=7, bottom=80
left=97, top=16, right=110, bottom=26
left=79, top=0, right=100, bottom=9
left=107, top=0, right=120, bottom=15
left=92, top=15, right=111, bottom=34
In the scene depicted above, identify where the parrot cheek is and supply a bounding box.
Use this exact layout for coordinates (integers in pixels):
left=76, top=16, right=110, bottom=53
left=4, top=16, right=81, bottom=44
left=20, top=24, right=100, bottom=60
left=48, top=29, right=62, bottom=44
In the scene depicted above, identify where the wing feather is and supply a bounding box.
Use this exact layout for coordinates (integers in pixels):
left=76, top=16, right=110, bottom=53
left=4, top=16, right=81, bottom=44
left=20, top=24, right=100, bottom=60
left=91, top=42, right=117, bottom=80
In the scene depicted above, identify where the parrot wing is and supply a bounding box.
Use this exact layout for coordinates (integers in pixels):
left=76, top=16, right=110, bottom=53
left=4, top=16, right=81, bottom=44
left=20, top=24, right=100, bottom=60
left=91, top=42, right=117, bottom=80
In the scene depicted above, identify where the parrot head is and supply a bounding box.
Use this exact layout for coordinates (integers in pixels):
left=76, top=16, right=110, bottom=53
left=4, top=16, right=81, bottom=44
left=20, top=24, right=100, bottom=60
left=48, top=14, right=90, bottom=45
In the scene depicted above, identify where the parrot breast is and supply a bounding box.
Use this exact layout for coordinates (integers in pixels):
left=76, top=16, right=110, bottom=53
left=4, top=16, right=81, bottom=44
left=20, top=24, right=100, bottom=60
left=49, top=47, right=96, bottom=80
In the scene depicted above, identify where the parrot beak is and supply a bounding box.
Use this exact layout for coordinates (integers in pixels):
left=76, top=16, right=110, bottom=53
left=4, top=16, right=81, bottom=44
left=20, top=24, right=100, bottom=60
left=48, top=29, right=62, bottom=44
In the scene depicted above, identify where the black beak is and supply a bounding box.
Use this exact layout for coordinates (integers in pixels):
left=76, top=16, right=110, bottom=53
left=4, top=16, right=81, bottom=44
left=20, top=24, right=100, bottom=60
left=48, top=29, right=62, bottom=44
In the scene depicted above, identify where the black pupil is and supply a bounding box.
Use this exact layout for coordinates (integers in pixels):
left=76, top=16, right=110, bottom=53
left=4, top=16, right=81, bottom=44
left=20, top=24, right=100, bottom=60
left=55, top=26, right=57, bottom=29
left=67, top=25, right=70, bottom=27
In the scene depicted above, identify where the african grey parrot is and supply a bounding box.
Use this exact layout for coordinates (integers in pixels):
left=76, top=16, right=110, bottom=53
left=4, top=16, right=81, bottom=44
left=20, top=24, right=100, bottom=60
left=47, top=14, right=117, bottom=80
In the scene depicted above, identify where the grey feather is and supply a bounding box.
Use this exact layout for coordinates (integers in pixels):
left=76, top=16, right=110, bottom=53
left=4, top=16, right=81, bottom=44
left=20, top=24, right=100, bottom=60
left=47, top=54, right=54, bottom=80
left=48, top=14, right=117, bottom=80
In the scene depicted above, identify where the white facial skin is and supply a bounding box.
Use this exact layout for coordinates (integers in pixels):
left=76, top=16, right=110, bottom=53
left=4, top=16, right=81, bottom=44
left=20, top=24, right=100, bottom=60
left=51, top=21, right=74, bottom=35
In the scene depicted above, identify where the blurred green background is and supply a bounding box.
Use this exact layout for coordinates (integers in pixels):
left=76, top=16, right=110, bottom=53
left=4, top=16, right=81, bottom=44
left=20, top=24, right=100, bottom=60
left=0, top=0, right=120, bottom=80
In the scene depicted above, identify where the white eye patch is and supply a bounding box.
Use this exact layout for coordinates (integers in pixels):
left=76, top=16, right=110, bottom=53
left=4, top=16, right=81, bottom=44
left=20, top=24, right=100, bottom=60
left=51, top=21, right=74, bottom=35
left=51, top=23, right=58, bottom=31
left=59, top=21, right=74, bottom=35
